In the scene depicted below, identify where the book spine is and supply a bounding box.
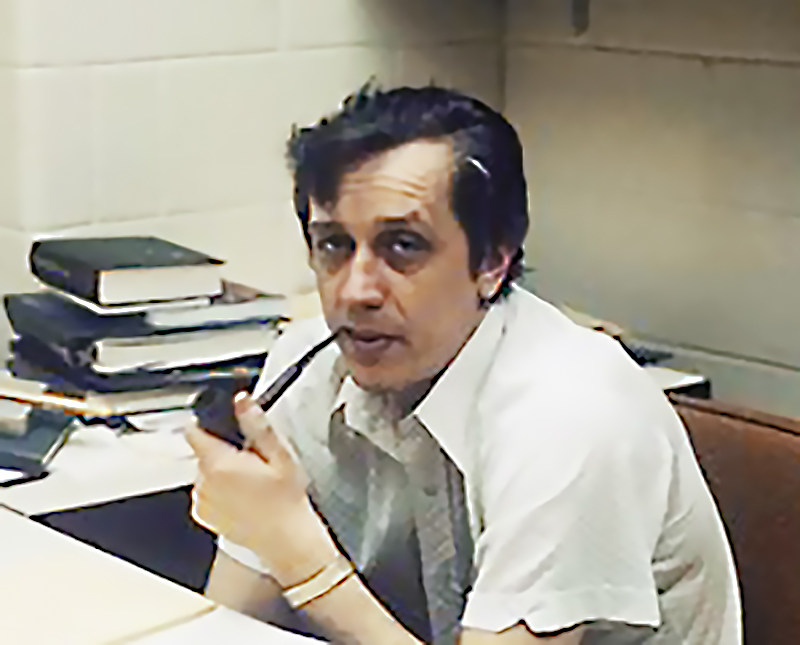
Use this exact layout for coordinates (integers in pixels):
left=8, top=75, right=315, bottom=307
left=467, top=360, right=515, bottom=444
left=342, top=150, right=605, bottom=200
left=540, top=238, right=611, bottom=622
left=0, top=451, right=45, bottom=478
left=5, top=297, right=58, bottom=346
left=29, top=242, right=100, bottom=303
left=5, top=299, right=86, bottom=350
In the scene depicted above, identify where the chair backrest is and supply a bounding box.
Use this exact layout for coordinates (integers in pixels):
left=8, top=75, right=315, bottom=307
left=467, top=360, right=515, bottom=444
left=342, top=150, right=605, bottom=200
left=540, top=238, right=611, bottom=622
left=670, top=394, right=800, bottom=645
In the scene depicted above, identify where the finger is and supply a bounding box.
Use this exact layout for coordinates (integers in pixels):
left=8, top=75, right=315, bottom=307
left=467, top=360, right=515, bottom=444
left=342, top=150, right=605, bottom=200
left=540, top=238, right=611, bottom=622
left=233, top=392, right=287, bottom=463
left=185, top=423, right=235, bottom=468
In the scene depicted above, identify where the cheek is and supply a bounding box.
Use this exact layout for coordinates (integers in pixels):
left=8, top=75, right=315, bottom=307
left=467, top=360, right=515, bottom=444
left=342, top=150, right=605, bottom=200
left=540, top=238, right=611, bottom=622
left=417, top=260, right=477, bottom=311
left=395, top=264, right=479, bottom=351
left=314, top=272, right=341, bottom=313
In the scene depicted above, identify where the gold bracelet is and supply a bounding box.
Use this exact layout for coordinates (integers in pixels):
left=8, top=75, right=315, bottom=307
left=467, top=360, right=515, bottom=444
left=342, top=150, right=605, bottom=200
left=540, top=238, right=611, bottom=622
left=283, top=557, right=356, bottom=610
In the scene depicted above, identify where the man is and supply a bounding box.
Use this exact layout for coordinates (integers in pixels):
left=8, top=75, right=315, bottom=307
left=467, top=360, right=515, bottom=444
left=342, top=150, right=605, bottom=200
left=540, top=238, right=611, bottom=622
left=187, top=85, right=741, bottom=644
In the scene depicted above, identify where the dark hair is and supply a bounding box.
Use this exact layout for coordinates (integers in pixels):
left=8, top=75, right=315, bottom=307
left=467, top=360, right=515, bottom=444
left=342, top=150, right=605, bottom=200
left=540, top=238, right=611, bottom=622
left=286, top=83, right=529, bottom=299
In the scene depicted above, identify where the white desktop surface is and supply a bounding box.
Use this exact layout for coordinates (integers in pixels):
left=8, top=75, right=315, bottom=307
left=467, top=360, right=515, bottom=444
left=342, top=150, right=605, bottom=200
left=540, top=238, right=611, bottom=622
left=128, top=606, right=319, bottom=644
left=0, top=506, right=213, bottom=645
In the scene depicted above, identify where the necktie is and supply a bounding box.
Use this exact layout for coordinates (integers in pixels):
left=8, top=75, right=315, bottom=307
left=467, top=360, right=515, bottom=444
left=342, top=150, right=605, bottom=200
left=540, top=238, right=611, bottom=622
left=401, top=417, right=475, bottom=645
left=308, top=407, right=370, bottom=567
left=306, top=406, right=474, bottom=645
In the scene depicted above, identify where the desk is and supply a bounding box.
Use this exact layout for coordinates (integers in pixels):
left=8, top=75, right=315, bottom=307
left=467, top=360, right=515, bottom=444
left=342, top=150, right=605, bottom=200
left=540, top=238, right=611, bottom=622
left=0, top=506, right=212, bottom=645
left=0, top=414, right=216, bottom=592
left=0, top=506, right=320, bottom=644
left=0, top=366, right=709, bottom=598
left=0, top=414, right=197, bottom=517
left=128, top=606, right=318, bottom=644
left=36, top=486, right=217, bottom=593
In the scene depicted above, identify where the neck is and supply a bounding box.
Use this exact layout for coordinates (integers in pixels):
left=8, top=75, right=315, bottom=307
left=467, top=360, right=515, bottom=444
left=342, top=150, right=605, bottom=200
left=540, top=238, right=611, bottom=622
left=393, top=379, right=436, bottom=417
left=366, top=378, right=433, bottom=421
left=353, top=302, right=489, bottom=418
left=381, top=314, right=485, bottom=419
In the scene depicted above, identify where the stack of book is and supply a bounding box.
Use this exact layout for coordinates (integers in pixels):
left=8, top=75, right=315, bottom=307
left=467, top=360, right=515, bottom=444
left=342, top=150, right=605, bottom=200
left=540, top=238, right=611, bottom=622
left=2, top=236, right=290, bottom=419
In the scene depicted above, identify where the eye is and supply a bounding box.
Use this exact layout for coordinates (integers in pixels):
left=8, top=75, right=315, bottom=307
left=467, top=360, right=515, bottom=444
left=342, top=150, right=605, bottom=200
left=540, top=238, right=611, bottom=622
left=311, top=234, right=354, bottom=271
left=376, top=231, right=431, bottom=271
left=390, top=233, right=425, bottom=256
left=314, top=234, right=353, bottom=255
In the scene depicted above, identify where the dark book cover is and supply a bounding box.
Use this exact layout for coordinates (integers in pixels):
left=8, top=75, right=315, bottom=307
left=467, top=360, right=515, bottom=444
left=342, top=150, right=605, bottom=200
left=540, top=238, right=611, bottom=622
left=0, top=408, right=75, bottom=478
left=5, top=292, right=155, bottom=349
left=10, top=335, right=264, bottom=393
left=4, top=292, right=273, bottom=350
left=29, top=236, right=223, bottom=303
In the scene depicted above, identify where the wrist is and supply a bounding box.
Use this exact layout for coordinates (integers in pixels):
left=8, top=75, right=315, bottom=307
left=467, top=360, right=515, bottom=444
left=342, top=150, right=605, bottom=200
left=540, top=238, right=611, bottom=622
left=265, top=505, right=343, bottom=588
left=283, top=557, right=356, bottom=610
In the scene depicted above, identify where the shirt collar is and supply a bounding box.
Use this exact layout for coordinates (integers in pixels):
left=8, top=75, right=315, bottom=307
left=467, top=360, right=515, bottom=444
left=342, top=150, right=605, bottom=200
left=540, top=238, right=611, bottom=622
left=332, top=363, right=416, bottom=460
left=412, top=301, right=505, bottom=472
left=326, top=299, right=506, bottom=470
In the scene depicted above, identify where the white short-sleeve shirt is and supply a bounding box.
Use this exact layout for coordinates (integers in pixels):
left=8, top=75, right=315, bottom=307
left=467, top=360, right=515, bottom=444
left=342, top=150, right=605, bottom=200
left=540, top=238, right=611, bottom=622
left=219, top=288, right=742, bottom=643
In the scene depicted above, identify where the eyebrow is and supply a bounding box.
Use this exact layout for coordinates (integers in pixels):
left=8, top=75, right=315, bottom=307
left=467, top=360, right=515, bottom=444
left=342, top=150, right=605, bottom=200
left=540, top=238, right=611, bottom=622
left=307, top=221, right=342, bottom=234
left=308, top=212, right=429, bottom=233
left=375, top=213, right=423, bottom=226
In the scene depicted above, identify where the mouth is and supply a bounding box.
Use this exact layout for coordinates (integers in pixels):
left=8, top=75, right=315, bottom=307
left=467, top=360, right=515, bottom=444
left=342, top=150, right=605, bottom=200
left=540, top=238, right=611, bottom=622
left=339, top=327, right=403, bottom=364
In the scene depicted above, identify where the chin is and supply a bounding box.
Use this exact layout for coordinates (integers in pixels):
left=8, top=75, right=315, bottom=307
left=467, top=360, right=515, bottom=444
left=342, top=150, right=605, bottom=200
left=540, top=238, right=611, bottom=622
left=348, top=366, right=409, bottom=394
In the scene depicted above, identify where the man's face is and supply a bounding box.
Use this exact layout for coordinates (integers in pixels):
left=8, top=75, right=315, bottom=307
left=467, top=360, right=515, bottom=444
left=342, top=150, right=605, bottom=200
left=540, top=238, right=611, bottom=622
left=308, top=140, right=487, bottom=392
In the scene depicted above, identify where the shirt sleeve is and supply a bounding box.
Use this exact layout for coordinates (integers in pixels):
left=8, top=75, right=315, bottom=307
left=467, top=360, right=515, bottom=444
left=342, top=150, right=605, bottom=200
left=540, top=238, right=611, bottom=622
left=461, top=387, right=674, bottom=635
left=217, top=316, right=330, bottom=576
left=217, top=535, right=274, bottom=574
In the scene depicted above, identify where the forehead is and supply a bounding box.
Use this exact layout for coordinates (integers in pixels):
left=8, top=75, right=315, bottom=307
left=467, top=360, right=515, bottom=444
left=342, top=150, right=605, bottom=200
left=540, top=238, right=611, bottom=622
left=310, top=139, right=455, bottom=223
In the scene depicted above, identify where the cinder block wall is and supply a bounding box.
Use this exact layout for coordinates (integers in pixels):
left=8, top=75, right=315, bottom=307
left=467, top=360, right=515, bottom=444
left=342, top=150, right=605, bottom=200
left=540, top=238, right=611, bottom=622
left=0, top=0, right=503, bottom=321
left=2, top=0, right=797, bottom=416
left=505, top=0, right=800, bottom=417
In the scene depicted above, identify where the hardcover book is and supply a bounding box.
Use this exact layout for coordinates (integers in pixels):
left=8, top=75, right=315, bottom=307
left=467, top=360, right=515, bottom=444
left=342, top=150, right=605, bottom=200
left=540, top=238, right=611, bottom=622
left=29, top=236, right=224, bottom=305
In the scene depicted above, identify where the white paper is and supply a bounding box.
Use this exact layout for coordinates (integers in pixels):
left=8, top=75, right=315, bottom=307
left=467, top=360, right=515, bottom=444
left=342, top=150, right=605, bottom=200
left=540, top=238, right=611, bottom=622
left=52, top=288, right=211, bottom=315
left=0, top=423, right=197, bottom=515
left=120, top=428, right=197, bottom=461
left=0, top=399, right=33, bottom=436
left=0, top=468, right=26, bottom=484
left=128, top=607, right=321, bottom=644
left=126, top=408, right=195, bottom=434
left=123, top=409, right=197, bottom=460
left=645, top=366, right=708, bottom=391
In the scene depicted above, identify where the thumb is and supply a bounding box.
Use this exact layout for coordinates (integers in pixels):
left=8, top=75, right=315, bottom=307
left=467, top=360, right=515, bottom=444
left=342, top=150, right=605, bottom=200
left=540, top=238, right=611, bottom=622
left=233, top=392, right=288, bottom=464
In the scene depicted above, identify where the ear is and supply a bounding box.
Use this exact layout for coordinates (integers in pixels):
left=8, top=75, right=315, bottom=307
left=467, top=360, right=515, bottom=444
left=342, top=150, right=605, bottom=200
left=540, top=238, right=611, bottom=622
left=477, top=250, right=513, bottom=301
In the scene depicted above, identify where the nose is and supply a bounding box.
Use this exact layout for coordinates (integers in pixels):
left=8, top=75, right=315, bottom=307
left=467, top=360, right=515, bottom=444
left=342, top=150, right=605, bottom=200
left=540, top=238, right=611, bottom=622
left=338, top=246, right=385, bottom=311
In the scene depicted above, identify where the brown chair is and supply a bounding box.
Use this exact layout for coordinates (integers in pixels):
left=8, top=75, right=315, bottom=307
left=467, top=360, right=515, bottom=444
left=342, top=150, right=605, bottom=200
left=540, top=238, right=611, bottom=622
left=670, top=394, right=800, bottom=645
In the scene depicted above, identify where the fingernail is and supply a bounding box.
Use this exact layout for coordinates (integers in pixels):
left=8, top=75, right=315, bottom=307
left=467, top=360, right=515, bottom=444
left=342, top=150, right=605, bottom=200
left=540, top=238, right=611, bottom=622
left=234, top=391, right=249, bottom=403
left=238, top=403, right=268, bottom=435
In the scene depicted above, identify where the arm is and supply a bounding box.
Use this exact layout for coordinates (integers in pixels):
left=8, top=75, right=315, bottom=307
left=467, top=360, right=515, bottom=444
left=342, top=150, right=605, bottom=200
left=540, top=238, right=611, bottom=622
left=458, top=383, right=672, bottom=639
left=205, top=519, right=582, bottom=645
left=283, top=566, right=423, bottom=645
left=462, top=625, right=584, bottom=645
left=287, top=571, right=585, bottom=644
left=188, top=404, right=586, bottom=645
left=204, top=550, right=300, bottom=631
